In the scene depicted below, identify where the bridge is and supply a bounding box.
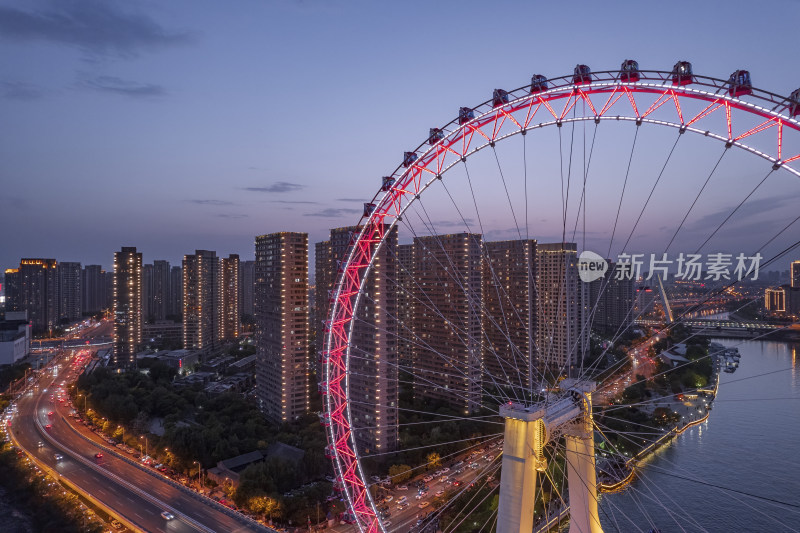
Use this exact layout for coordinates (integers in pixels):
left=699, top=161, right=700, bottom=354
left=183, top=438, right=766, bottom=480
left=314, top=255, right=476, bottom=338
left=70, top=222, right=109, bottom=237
left=634, top=318, right=800, bottom=339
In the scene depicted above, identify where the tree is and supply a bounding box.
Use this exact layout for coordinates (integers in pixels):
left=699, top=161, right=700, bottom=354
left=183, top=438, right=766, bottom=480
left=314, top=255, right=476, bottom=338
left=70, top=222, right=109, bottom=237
left=388, top=464, right=413, bottom=484
left=426, top=452, right=442, bottom=469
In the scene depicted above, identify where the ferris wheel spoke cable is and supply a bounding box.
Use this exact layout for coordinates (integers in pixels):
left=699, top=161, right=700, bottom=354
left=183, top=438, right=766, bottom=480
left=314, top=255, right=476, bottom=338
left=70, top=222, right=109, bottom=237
left=606, top=126, right=640, bottom=258
left=594, top=420, right=800, bottom=530
left=619, top=132, right=682, bottom=254
left=438, top=176, right=550, bottom=396
left=410, top=192, right=532, bottom=401
left=694, top=167, right=775, bottom=254
left=664, top=146, right=729, bottom=252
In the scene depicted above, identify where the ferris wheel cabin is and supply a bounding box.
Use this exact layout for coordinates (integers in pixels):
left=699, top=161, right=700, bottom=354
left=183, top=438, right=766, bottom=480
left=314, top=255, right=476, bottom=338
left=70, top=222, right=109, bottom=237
left=381, top=176, right=395, bottom=191
left=620, top=59, right=640, bottom=82
left=727, top=70, right=753, bottom=97
left=428, top=127, right=444, bottom=145
left=530, top=74, right=548, bottom=94
left=790, top=89, right=800, bottom=117
left=492, top=89, right=510, bottom=108
left=458, top=106, right=475, bottom=125
left=573, top=64, right=591, bottom=85
left=671, top=61, right=693, bottom=86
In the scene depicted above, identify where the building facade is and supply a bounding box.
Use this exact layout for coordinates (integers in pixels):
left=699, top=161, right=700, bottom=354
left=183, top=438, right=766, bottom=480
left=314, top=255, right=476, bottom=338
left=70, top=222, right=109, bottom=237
left=255, top=232, right=309, bottom=423
left=113, top=247, right=142, bottom=368
left=239, top=260, right=256, bottom=319
left=82, top=265, right=107, bottom=315
left=58, top=261, right=82, bottom=322
left=482, top=239, right=537, bottom=395
left=183, top=250, right=222, bottom=351
left=586, top=260, right=635, bottom=334
left=412, top=233, right=483, bottom=414
left=11, top=259, right=59, bottom=333
left=535, top=243, right=588, bottom=373
left=221, top=254, right=240, bottom=339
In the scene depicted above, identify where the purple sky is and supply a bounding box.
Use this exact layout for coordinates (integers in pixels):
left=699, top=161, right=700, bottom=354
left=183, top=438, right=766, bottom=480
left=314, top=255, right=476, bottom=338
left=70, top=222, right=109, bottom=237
left=2, top=0, right=799, bottom=273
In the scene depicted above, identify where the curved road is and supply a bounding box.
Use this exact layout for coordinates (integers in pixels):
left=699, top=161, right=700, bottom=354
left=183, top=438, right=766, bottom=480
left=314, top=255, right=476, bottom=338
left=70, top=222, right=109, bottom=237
left=9, top=348, right=270, bottom=533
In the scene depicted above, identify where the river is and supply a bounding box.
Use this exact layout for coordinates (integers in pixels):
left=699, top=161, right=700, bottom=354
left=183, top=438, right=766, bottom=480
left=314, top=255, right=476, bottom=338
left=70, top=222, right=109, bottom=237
left=599, top=339, right=800, bottom=532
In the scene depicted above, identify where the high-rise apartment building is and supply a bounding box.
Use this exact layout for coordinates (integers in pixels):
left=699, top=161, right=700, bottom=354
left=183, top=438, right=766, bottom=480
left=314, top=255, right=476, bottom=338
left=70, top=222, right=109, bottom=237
left=221, top=254, right=240, bottom=339
left=396, top=243, right=414, bottom=368
left=142, top=263, right=152, bottom=322
left=12, top=259, right=59, bottom=332
left=586, top=260, right=635, bottom=334
left=4, top=269, right=20, bottom=312
left=239, top=260, right=256, bottom=318
left=535, top=243, right=588, bottom=373
left=412, top=233, right=483, bottom=414
left=313, top=239, right=333, bottom=379
left=482, top=239, right=537, bottom=394
left=255, top=232, right=309, bottom=423
left=765, top=287, right=786, bottom=312
left=168, top=266, right=182, bottom=317
left=151, top=260, right=171, bottom=321
left=327, top=225, right=399, bottom=453
left=82, top=265, right=107, bottom=315
left=58, top=261, right=82, bottom=321
left=113, top=247, right=142, bottom=368
left=183, top=250, right=221, bottom=351
left=791, top=260, right=800, bottom=289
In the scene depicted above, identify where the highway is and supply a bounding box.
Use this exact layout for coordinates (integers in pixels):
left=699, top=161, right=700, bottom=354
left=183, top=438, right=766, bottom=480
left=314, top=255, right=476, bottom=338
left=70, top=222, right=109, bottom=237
left=7, top=326, right=271, bottom=533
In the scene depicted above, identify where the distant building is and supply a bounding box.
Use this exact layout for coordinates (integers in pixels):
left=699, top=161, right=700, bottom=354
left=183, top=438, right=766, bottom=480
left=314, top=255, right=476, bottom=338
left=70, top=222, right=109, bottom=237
left=183, top=250, right=221, bottom=351
left=113, top=247, right=142, bottom=368
left=329, top=225, right=399, bottom=453
left=10, top=259, right=59, bottom=332
left=586, top=260, right=635, bottom=334
left=0, top=311, right=31, bottom=365
left=58, top=261, right=82, bottom=322
left=238, top=260, right=255, bottom=319
left=150, top=260, right=171, bottom=321
left=535, top=243, right=588, bottom=372
left=255, top=232, right=309, bottom=423
left=4, top=268, right=20, bottom=312
left=765, top=287, right=786, bottom=312
left=791, top=260, right=800, bottom=289
left=82, top=265, right=107, bottom=315
left=413, top=233, right=483, bottom=414
left=482, top=239, right=537, bottom=393
left=313, top=239, right=333, bottom=380
left=168, top=266, right=182, bottom=317
left=143, top=320, right=182, bottom=348
left=221, top=254, right=240, bottom=340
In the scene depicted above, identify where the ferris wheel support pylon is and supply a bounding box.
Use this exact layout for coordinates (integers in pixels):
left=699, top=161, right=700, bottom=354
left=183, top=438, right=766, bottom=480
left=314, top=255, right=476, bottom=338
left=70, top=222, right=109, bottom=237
left=497, top=381, right=601, bottom=533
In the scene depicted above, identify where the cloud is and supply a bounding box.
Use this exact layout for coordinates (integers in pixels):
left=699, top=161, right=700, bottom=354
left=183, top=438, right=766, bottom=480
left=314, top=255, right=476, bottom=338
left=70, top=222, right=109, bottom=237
left=433, top=218, right=474, bottom=228
left=243, top=182, right=304, bottom=193
left=190, top=199, right=234, bottom=206
left=272, top=200, right=319, bottom=205
left=216, top=213, right=247, bottom=219
left=84, top=75, right=165, bottom=97
left=686, top=191, right=800, bottom=233
left=304, top=208, right=361, bottom=218
left=336, top=198, right=364, bottom=202
left=0, top=1, right=192, bottom=57
left=1, top=81, right=42, bottom=100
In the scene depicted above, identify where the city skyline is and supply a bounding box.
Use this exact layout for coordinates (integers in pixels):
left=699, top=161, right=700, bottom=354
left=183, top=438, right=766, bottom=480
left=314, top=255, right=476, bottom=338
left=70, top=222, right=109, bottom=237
left=3, top=0, right=800, bottom=271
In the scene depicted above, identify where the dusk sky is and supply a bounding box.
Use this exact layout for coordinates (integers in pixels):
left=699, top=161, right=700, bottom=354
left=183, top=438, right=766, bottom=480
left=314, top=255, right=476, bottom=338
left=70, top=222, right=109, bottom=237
left=2, top=0, right=799, bottom=273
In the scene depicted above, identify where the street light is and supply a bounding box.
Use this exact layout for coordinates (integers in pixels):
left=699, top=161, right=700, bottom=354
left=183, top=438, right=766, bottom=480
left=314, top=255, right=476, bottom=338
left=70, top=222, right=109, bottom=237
left=118, top=425, right=124, bottom=443
left=139, top=435, right=148, bottom=458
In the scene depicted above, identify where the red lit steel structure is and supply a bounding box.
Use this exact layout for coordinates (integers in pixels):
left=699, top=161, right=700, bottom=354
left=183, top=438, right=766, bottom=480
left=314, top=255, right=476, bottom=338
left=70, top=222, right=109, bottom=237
left=321, top=66, right=800, bottom=532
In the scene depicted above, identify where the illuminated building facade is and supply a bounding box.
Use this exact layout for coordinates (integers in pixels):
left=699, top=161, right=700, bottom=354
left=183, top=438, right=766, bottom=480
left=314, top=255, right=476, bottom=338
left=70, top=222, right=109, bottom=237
left=313, top=239, right=333, bottom=380
left=11, top=259, right=59, bottom=332
left=482, top=239, right=537, bottom=394
left=792, top=260, right=800, bottom=289
left=255, top=232, right=309, bottom=423
left=396, top=243, right=414, bottom=368
left=113, top=247, right=142, bottom=368
left=765, top=287, right=786, bottom=312
left=183, top=250, right=222, bottom=351
left=168, top=266, right=182, bottom=317
left=58, top=261, right=82, bottom=322
left=535, top=243, right=588, bottom=372
left=221, top=254, right=240, bottom=339
left=586, top=260, right=635, bottom=333
left=412, top=233, right=483, bottom=414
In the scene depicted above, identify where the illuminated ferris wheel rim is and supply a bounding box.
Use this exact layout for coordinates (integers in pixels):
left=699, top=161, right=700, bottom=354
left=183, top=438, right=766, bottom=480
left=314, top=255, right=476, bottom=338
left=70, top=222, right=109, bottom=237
left=323, top=66, right=800, bottom=532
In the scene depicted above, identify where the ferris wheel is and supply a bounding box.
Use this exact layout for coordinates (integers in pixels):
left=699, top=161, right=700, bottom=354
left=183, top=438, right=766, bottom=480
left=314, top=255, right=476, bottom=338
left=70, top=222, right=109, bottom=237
left=321, top=61, right=800, bottom=533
